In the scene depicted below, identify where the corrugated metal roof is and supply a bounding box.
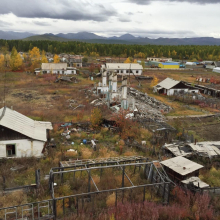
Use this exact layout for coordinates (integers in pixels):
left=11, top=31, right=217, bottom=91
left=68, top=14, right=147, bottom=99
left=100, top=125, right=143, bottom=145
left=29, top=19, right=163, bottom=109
left=42, top=63, right=67, bottom=70
left=161, top=156, right=203, bottom=176
left=0, top=107, right=53, bottom=142
left=155, top=77, right=180, bottom=90
left=105, top=63, right=143, bottom=70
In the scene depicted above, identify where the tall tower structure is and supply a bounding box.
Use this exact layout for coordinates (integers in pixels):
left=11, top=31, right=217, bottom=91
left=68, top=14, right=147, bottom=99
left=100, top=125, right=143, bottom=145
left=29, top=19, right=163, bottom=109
left=121, top=76, right=128, bottom=109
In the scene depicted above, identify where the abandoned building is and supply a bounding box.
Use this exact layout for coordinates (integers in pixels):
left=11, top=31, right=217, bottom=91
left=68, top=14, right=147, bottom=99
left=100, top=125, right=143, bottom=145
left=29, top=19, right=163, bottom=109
left=146, top=57, right=172, bottom=62
left=0, top=107, right=53, bottom=158
left=101, top=63, right=143, bottom=76
left=163, top=141, right=220, bottom=158
left=153, top=78, right=199, bottom=96
left=68, top=55, right=83, bottom=68
left=35, top=63, right=77, bottom=75
left=161, top=156, right=204, bottom=182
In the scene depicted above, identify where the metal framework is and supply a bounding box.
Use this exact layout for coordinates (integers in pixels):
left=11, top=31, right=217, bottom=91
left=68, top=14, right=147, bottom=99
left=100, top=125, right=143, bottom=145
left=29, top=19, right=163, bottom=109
left=0, top=157, right=173, bottom=220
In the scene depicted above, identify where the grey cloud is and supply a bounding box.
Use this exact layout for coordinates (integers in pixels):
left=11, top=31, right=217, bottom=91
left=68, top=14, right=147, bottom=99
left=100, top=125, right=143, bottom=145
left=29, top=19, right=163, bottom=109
left=118, top=17, right=131, bottom=22
left=0, top=0, right=117, bottom=21
left=128, top=0, right=220, bottom=5
left=33, top=21, right=50, bottom=26
left=126, top=12, right=134, bottom=15
left=0, top=20, right=12, bottom=27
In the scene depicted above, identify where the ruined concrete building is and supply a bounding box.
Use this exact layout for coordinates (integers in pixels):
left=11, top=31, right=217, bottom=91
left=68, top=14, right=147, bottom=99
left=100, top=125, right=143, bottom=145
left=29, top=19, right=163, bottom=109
left=0, top=107, right=53, bottom=158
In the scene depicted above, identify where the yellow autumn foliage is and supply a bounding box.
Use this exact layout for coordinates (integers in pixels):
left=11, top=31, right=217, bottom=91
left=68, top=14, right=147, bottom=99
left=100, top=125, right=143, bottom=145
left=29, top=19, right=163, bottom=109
left=53, top=54, right=60, bottom=63
left=150, top=76, right=159, bottom=87
left=29, top=47, right=41, bottom=65
left=0, top=54, right=5, bottom=71
left=10, top=47, right=23, bottom=71
left=41, top=50, right=48, bottom=63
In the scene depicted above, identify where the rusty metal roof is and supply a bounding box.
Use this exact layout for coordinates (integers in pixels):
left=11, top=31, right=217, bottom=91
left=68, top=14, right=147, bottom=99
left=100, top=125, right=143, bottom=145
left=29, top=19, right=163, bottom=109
left=0, top=107, right=52, bottom=142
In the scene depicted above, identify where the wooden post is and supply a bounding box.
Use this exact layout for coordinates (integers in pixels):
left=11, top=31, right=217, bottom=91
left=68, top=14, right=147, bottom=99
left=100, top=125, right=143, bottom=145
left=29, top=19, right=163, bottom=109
left=143, top=187, right=146, bottom=202
left=53, top=199, right=57, bottom=220
left=88, top=170, right=91, bottom=193
left=122, top=167, right=125, bottom=187
left=63, top=198, right=65, bottom=215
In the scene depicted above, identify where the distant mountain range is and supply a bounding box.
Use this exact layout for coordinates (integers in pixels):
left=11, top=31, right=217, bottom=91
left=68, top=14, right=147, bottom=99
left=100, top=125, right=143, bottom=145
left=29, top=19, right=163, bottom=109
left=1, top=31, right=220, bottom=45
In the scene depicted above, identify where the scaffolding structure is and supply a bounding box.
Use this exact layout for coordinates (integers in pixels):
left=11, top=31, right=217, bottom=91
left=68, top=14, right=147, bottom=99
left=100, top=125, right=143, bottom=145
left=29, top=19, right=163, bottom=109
left=0, top=157, right=173, bottom=220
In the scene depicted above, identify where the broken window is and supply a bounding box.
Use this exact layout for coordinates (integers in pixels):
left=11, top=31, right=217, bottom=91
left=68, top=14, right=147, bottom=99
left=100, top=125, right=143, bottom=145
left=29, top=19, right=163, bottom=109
left=58, top=71, right=60, bottom=74
left=136, top=71, right=138, bottom=73
left=72, top=71, right=74, bottom=74
left=62, top=71, right=64, bottom=74
left=6, top=144, right=16, bottom=157
left=98, top=89, right=101, bottom=94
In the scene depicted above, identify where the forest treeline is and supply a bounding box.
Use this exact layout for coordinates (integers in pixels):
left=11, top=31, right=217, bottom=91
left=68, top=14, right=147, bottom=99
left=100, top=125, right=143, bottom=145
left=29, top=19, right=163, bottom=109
left=0, top=39, right=220, bottom=60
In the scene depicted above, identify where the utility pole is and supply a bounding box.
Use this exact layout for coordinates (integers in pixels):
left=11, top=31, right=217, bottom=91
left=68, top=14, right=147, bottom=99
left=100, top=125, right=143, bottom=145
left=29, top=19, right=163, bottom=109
left=3, top=60, right=7, bottom=107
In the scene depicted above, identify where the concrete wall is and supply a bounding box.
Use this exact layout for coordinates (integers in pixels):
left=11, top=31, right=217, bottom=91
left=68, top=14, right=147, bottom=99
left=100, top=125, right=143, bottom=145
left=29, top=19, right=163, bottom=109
left=0, top=139, right=45, bottom=158
left=66, top=69, right=77, bottom=75
left=167, top=89, right=188, bottom=96
left=116, top=69, right=142, bottom=75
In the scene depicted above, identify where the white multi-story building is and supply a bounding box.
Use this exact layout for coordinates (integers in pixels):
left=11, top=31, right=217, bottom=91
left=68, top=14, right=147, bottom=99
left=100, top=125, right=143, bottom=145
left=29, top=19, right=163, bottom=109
left=101, top=63, right=143, bottom=76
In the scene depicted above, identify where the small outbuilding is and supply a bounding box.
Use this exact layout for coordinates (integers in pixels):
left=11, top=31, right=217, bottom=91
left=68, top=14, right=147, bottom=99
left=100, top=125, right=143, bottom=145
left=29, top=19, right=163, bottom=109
left=0, top=107, right=53, bottom=158
left=161, top=156, right=204, bottom=182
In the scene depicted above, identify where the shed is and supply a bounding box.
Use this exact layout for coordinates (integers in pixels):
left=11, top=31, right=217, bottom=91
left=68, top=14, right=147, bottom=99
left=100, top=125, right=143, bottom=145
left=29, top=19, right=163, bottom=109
left=161, top=156, right=204, bottom=182
left=182, top=177, right=209, bottom=189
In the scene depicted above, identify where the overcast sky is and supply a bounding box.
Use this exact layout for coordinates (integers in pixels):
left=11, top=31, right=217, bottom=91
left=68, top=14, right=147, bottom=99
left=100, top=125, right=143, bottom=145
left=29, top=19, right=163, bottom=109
left=0, top=0, right=220, bottom=38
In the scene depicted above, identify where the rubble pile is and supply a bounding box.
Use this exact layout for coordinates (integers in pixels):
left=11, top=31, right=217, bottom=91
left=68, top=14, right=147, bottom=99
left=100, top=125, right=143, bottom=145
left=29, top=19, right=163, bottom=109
left=128, top=87, right=172, bottom=121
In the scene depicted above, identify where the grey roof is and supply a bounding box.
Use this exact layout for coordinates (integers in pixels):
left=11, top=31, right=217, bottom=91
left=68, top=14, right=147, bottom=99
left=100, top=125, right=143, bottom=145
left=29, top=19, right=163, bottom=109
left=214, top=61, right=220, bottom=67
left=41, top=63, right=67, bottom=70
left=155, top=78, right=180, bottom=90
left=0, top=107, right=52, bottom=142
left=182, top=177, right=209, bottom=188
left=105, top=63, right=143, bottom=70
left=161, top=156, right=203, bottom=176
left=187, top=141, right=220, bottom=157
left=164, top=143, right=192, bottom=157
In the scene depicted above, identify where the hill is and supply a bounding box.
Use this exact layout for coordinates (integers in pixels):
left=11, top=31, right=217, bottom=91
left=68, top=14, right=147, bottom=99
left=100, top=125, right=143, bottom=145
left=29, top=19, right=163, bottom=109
left=23, top=34, right=72, bottom=42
